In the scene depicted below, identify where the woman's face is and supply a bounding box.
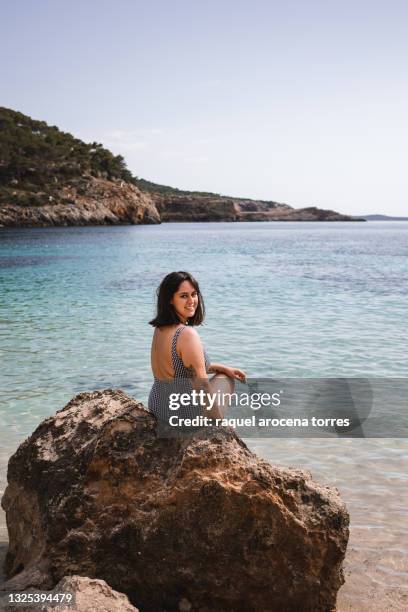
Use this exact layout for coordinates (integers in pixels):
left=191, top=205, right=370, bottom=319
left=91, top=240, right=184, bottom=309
left=171, top=280, right=199, bottom=323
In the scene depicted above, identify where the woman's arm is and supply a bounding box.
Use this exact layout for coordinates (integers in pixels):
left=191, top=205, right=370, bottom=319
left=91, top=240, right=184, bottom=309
left=178, top=328, right=222, bottom=418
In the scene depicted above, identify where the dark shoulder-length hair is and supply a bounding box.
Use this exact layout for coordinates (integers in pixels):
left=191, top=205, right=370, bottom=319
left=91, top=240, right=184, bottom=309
left=149, top=271, right=205, bottom=327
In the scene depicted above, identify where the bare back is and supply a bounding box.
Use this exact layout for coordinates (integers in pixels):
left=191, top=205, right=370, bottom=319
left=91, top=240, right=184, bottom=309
left=150, top=324, right=183, bottom=380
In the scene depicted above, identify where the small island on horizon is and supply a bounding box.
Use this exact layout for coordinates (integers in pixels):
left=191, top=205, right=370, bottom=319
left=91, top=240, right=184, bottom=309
left=356, top=214, right=408, bottom=221
left=0, top=107, right=365, bottom=228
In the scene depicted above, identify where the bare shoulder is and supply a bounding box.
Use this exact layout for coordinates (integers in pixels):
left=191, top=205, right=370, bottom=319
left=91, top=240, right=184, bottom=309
left=178, top=326, right=202, bottom=346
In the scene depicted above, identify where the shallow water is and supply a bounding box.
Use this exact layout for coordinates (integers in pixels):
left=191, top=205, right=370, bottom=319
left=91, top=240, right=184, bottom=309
left=1, top=221, right=407, bottom=597
left=250, top=439, right=408, bottom=595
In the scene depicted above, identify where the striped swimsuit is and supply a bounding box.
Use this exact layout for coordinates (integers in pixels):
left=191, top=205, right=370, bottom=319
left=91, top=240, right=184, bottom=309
left=148, top=326, right=211, bottom=424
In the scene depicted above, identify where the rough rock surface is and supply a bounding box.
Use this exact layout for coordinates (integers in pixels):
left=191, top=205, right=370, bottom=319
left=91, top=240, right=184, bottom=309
left=153, top=194, right=360, bottom=222
left=1, top=389, right=349, bottom=612
left=0, top=575, right=138, bottom=611
left=0, top=183, right=362, bottom=227
left=0, top=177, right=160, bottom=227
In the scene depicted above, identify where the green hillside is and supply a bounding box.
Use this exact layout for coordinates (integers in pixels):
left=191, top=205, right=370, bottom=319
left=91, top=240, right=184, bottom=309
left=0, top=107, right=214, bottom=206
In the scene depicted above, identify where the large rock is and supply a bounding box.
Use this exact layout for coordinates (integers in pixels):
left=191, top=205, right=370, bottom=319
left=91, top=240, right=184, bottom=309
left=1, top=390, right=349, bottom=611
left=0, top=575, right=138, bottom=611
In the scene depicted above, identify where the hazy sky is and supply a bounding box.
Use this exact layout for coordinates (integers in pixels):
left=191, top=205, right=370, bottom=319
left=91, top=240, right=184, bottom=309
left=2, top=0, right=407, bottom=215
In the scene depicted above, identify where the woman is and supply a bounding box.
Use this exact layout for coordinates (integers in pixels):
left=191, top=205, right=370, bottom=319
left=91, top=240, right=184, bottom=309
left=148, top=271, right=246, bottom=425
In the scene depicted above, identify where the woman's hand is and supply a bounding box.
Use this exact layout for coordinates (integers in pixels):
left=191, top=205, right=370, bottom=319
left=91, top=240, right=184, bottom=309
left=224, top=367, right=247, bottom=382
left=211, top=363, right=247, bottom=382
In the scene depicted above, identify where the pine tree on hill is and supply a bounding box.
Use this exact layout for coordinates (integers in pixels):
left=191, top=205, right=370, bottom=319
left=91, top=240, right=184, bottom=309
left=0, top=107, right=216, bottom=206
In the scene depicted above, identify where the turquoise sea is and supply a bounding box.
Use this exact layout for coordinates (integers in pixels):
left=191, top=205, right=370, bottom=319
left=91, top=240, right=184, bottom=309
left=1, top=221, right=407, bottom=604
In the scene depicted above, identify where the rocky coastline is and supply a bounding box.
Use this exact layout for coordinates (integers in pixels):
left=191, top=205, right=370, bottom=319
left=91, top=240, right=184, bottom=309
left=0, top=181, right=362, bottom=228
left=153, top=193, right=358, bottom=223
left=0, top=389, right=349, bottom=611
left=0, top=177, right=160, bottom=228
left=0, top=107, right=363, bottom=228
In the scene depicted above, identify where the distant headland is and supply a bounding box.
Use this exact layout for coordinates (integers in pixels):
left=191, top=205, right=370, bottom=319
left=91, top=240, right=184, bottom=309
left=356, top=214, right=408, bottom=221
left=0, top=107, right=364, bottom=227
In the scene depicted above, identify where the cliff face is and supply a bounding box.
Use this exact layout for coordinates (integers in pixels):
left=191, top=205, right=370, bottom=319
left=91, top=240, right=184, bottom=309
left=0, top=191, right=360, bottom=227
left=0, top=176, right=160, bottom=227
left=154, top=194, right=359, bottom=222
left=153, top=194, right=293, bottom=222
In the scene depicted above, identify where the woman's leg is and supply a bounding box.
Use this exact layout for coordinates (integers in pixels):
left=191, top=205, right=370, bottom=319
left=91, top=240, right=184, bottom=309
left=209, top=373, right=235, bottom=418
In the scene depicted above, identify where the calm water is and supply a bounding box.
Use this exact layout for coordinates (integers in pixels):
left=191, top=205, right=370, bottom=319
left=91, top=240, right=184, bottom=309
left=1, top=222, right=407, bottom=597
